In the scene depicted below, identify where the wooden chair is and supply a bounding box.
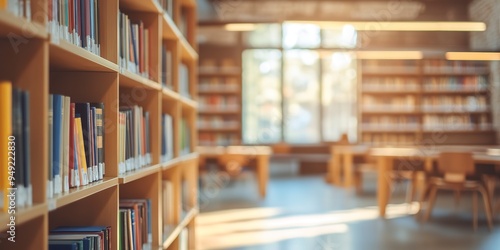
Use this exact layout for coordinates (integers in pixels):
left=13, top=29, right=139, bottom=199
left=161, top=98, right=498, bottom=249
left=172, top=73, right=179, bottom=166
left=419, top=152, right=494, bottom=230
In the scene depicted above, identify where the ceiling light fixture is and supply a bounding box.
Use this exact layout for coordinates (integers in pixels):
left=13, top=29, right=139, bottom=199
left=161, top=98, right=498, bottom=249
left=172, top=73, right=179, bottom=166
left=445, top=52, right=500, bottom=60
left=356, top=51, right=423, bottom=60
left=286, top=21, right=486, bottom=32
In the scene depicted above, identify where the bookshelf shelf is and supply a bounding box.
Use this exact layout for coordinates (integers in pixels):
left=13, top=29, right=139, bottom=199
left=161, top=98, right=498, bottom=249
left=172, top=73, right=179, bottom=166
left=162, top=87, right=181, bottom=101
left=0, top=203, right=47, bottom=231
left=198, top=69, right=241, bottom=76
left=180, top=96, right=199, bottom=109
left=422, top=90, right=488, bottom=94
left=50, top=41, right=119, bottom=72
left=49, top=178, right=119, bottom=210
left=360, top=59, right=495, bottom=146
left=119, top=71, right=162, bottom=91
left=2, top=0, right=198, bottom=248
left=118, top=164, right=162, bottom=184
left=120, top=0, right=162, bottom=13
left=180, top=36, right=198, bottom=61
left=162, top=207, right=199, bottom=248
left=198, top=126, right=241, bottom=132
left=198, top=89, right=240, bottom=94
left=0, top=10, right=47, bottom=38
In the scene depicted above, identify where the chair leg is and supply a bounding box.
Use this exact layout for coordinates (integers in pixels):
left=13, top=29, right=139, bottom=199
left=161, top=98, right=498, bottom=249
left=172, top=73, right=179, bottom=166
left=423, top=186, right=438, bottom=222
left=354, top=171, right=363, bottom=195
left=454, top=189, right=461, bottom=213
left=472, top=191, right=478, bottom=231
left=478, top=186, right=494, bottom=231
left=418, top=183, right=433, bottom=220
left=406, top=178, right=416, bottom=212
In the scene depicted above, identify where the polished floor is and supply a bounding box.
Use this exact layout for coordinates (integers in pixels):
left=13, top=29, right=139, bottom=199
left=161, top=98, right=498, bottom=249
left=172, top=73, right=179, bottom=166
left=196, top=162, right=500, bottom=250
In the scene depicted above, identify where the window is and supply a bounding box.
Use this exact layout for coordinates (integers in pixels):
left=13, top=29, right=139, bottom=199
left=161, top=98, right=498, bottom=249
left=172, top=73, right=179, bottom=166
left=242, top=23, right=358, bottom=144
left=242, top=49, right=282, bottom=144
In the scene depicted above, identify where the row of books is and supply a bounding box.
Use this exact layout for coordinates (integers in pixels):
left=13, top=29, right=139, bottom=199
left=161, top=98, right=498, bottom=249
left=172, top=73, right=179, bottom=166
left=179, top=63, right=190, bottom=98
left=199, top=76, right=239, bottom=85
left=362, top=96, right=416, bottom=110
left=361, top=116, right=419, bottom=130
left=49, top=226, right=111, bottom=250
left=198, top=116, right=239, bottom=129
left=156, top=0, right=173, bottom=17
left=199, top=133, right=239, bottom=146
left=180, top=119, right=191, bottom=155
left=199, top=96, right=239, bottom=107
left=362, top=60, right=418, bottom=73
left=422, top=96, right=488, bottom=111
left=423, top=76, right=488, bottom=91
left=1, top=0, right=31, bottom=20
left=423, top=60, right=488, bottom=73
left=362, top=77, right=419, bottom=91
left=362, top=134, right=417, bottom=146
left=161, top=43, right=173, bottom=90
left=422, top=114, right=491, bottom=130
left=0, top=82, right=32, bottom=211
left=48, top=96, right=105, bottom=198
left=119, top=199, right=152, bottom=250
left=161, top=114, right=174, bottom=163
left=118, top=106, right=151, bottom=175
left=200, top=58, right=238, bottom=69
left=119, top=11, right=151, bottom=79
left=198, top=83, right=239, bottom=92
left=48, top=0, right=101, bottom=55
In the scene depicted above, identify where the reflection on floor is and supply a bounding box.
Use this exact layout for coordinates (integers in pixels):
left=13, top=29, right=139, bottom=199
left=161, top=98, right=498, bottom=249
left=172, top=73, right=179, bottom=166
left=196, top=169, right=500, bottom=250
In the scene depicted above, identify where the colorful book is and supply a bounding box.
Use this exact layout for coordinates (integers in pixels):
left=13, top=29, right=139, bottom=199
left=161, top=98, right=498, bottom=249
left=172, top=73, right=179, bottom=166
left=0, top=81, right=12, bottom=212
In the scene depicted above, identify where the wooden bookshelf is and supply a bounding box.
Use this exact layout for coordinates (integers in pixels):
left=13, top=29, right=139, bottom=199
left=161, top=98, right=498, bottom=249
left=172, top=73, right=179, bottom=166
left=0, top=0, right=198, bottom=249
left=360, top=58, right=495, bottom=146
left=197, top=44, right=242, bottom=147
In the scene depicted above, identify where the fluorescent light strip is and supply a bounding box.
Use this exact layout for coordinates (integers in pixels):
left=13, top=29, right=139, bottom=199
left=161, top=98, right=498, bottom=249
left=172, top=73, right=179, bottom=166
left=224, top=23, right=257, bottom=31
left=286, top=21, right=486, bottom=32
left=357, top=51, right=423, bottom=60
left=446, top=52, right=500, bottom=61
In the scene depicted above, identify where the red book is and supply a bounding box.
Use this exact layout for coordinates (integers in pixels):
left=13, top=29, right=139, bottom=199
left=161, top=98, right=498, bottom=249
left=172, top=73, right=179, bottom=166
left=69, top=103, right=75, bottom=187
left=139, top=21, right=144, bottom=73
left=85, top=0, right=90, bottom=43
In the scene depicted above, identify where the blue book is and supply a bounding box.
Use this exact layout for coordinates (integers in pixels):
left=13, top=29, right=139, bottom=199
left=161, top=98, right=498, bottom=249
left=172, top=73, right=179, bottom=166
left=130, top=209, right=137, bottom=249
left=130, top=22, right=138, bottom=66
left=48, top=241, right=79, bottom=250
left=49, top=235, right=91, bottom=250
left=52, top=94, right=64, bottom=193
left=51, top=226, right=110, bottom=250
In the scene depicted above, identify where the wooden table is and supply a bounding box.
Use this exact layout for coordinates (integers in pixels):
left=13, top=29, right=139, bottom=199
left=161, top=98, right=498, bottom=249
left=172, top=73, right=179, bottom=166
left=197, top=146, right=272, bottom=198
left=370, top=146, right=500, bottom=217
left=328, top=145, right=370, bottom=187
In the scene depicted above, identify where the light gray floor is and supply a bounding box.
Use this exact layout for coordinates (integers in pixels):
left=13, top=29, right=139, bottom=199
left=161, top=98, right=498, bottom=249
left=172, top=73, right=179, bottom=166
left=196, top=163, right=500, bottom=250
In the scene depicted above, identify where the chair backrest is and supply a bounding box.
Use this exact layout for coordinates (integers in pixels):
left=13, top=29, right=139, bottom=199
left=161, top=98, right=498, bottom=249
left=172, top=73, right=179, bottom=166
left=437, top=152, right=475, bottom=182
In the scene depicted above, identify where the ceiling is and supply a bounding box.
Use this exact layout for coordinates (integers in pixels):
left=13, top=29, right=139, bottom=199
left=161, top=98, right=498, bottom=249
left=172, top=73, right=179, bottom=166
left=198, top=0, right=472, bottom=24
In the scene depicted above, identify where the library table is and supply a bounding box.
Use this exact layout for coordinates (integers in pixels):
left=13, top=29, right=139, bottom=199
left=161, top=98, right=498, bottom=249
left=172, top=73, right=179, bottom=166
left=197, top=146, right=272, bottom=198
left=328, top=145, right=371, bottom=187
left=370, top=146, right=500, bottom=217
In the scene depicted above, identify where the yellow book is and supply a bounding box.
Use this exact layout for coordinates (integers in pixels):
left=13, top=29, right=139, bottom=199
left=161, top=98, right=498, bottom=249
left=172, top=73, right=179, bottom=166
left=0, top=81, right=12, bottom=212
left=75, top=118, right=88, bottom=186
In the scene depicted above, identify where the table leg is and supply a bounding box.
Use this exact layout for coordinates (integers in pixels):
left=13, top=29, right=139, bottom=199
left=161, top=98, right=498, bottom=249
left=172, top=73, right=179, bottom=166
left=330, top=153, right=341, bottom=186
left=257, top=155, right=269, bottom=198
left=378, top=156, right=393, bottom=217
left=344, top=153, right=353, bottom=187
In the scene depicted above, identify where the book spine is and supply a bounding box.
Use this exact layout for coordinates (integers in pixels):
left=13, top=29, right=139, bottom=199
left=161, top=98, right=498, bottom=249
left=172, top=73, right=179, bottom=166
left=0, top=81, right=12, bottom=212
left=21, top=91, right=31, bottom=206
left=75, top=117, right=88, bottom=185
left=69, top=103, right=75, bottom=188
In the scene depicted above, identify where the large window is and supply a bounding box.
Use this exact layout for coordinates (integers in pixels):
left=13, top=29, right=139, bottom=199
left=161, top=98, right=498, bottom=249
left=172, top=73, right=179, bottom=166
left=242, top=23, right=358, bottom=144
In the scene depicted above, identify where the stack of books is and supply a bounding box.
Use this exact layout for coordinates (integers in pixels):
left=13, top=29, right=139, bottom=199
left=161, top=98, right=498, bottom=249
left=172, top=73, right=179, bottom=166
left=48, top=95, right=105, bottom=198
left=1, top=0, right=31, bottom=20
left=49, top=226, right=111, bottom=250
left=119, top=12, right=151, bottom=79
left=119, top=199, right=153, bottom=250
left=118, top=106, right=151, bottom=174
left=161, top=114, right=174, bottom=163
left=48, top=0, right=101, bottom=55
left=0, top=81, right=32, bottom=210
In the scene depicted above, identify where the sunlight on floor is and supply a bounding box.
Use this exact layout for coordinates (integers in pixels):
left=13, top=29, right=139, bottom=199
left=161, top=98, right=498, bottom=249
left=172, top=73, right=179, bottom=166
left=196, top=203, right=420, bottom=250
